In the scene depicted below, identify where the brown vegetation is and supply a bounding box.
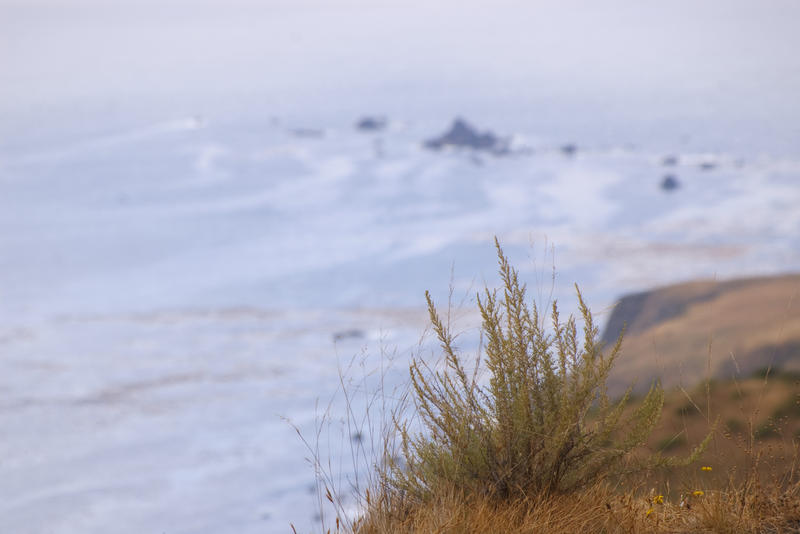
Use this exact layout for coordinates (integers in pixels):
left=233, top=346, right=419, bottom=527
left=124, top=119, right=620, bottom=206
left=637, top=372, right=800, bottom=490
left=605, top=275, right=800, bottom=395
left=346, top=375, right=800, bottom=533
left=351, top=479, right=800, bottom=533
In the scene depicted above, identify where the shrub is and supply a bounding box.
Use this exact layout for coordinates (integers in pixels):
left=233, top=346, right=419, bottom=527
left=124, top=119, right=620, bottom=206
left=386, top=240, right=705, bottom=506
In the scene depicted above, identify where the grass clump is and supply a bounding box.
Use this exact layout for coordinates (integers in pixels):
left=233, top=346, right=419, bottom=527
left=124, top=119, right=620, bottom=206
left=386, top=240, right=701, bottom=508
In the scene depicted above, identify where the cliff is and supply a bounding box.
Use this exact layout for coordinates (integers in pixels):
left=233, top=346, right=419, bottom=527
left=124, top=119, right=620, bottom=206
left=602, top=274, right=800, bottom=394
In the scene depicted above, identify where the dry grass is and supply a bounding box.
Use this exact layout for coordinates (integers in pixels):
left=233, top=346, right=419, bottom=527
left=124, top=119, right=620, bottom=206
left=642, top=375, right=800, bottom=488
left=350, top=475, right=800, bottom=534
left=607, top=274, right=800, bottom=395
left=305, top=356, right=800, bottom=534
left=339, top=347, right=800, bottom=533
left=355, top=483, right=634, bottom=534
left=300, top=374, right=800, bottom=534
left=347, top=411, right=800, bottom=533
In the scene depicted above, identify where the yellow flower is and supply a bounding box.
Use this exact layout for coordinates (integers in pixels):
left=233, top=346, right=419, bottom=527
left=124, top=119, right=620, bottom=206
left=653, top=495, right=664, bottom=505
left=693, top=490, right=705, bottom=497
left=646, top=508, right=654, bottom=517
left=701, top=466, right=712, bottom=472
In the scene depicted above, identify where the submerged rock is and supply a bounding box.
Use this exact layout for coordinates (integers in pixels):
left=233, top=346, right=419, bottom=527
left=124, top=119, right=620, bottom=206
left=356, top=116, right=387, bottom=132
left=661, top=175, right=680, bottom=191
left=332, top=329, right=365, bottom=342
left=424, top=118, right=508, bottom=154
left=560, top=143, right=578, bottom=156
left=699, top=161, right=717, bottom=171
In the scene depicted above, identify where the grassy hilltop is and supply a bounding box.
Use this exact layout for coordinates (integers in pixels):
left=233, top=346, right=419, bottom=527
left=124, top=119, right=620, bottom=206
left=603, top=274, right=800, bottom=396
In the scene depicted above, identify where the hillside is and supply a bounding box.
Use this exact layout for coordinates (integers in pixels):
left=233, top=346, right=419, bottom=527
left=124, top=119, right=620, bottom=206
left=641, top=373, right=799, bottom=480
left=603, top=274, right=800, bottom=395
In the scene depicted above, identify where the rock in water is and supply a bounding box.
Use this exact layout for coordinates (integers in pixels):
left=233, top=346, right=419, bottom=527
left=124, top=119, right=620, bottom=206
left=332, top=329, right=365, bottom=342
left=560, top=143, right=578, bottom=156
left=699, top=161, right=717, bottom=171
left=661, top=175, right=680, bottom=191
left=356, top=116, right=387, bottom=131
left=424, top=118, right=508, bottom=154
left=662, top=155, right=679, bottom=166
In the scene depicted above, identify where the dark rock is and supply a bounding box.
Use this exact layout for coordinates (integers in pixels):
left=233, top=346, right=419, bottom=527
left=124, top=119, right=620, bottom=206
left=662, top=155, right=679, bottom=166
left=660, top=175, right=680, bottom=191
left=560, top=144, right=578, bottom=156
left=333, top=329, right=365, bottom=342
left=424, top=118, right=509, bottom=154
left=699, top=161, right=717, bottom=171
left=356, top=116, right=387, bottom=131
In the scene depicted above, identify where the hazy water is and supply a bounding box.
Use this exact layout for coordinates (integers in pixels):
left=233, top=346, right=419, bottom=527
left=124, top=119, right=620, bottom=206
left=1, top=1, right=799, bottom=532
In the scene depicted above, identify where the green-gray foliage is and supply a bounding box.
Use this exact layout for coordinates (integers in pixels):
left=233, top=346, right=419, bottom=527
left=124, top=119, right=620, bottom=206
left=388, top=240, right=706, bottom=503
